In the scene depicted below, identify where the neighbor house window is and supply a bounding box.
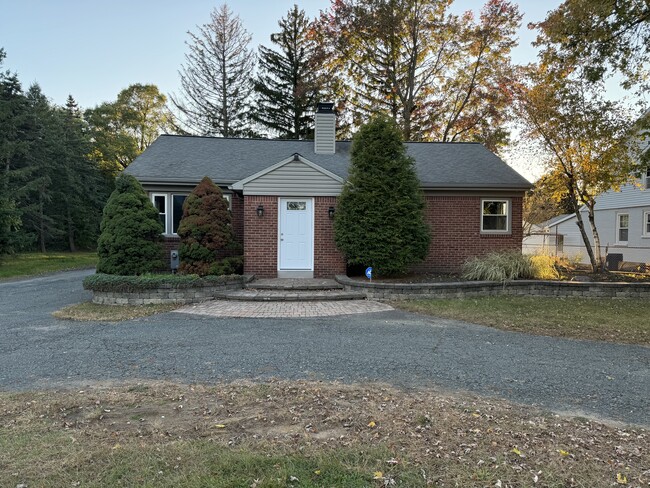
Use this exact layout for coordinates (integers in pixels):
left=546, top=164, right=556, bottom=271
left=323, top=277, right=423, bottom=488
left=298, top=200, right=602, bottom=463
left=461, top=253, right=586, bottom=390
left=617, top=213, right=629, bottom=244
left=151, top=194, right=168, bottom=234
left=643, top=210, right=650, bottom=237
left=645, top=168, right=650, bottom=190
left=481, top=199, right=509, bottom=232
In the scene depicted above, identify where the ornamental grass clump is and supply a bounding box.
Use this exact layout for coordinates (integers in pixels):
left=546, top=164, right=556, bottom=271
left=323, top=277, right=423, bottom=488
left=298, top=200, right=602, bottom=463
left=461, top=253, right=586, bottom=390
left=177, top=176, right=242, bottom=276
left=96, top=174, right=164, bottom=275
left=462, top=250, right=535, bottom=282
left=529, top=253, right=561, bottom=280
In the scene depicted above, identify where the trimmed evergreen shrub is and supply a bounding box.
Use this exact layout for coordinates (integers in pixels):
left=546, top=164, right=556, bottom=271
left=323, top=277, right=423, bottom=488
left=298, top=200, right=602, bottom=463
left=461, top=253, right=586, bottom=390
left=96, top=174, right=163, bottom=275
left=83, top=273, right=246, bottom=292
left=334, top=115, right=430, bottom=276
left=177, top=176, right=242, bottom=276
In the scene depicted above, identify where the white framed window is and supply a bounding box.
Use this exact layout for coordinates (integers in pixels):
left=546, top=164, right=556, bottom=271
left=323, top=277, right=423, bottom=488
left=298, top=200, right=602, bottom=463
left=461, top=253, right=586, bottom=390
left=643, top=210, right=650, bottom=237
left=481, top=199, right=510, bottom=233
left=151, top=192, right=231, bottom=235
left=616, top=213, right=629, bottom=244
left=151, top=193, right=168, bottom=234
left=171, top=195, right=187, bottom=234
left=645, top=168, right=650, bottom=190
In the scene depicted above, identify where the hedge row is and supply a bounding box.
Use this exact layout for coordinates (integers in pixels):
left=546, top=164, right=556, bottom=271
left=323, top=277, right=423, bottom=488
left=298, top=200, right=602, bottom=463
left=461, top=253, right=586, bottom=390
left=83, top=273, right=247, bottom=293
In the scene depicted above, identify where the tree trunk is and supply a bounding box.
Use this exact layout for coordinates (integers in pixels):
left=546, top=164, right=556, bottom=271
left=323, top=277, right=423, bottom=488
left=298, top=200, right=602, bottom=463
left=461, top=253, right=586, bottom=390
left=569, top=194, right=598, bottom=272
left=586, top=201, right=603, bottom=272
left=67, top=207, right=76, bottom=252
left=39, top=197, right=46, bottom=253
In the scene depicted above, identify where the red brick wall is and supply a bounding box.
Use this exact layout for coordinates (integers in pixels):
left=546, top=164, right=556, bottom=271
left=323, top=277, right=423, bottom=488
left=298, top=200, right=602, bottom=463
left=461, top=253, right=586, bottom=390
left=416, top=195, right=524, bottom=273
left=244, top=196, right=278, bottom=277
left=314, top=197, right=346, bottom=278
left=242, top=196, right=345, bottom=278
left=230, top=192, right=244, bottom=245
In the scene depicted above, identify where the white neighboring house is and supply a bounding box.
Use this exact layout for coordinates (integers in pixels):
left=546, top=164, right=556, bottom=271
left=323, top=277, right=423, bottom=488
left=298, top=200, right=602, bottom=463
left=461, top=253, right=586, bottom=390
left=523, top=168, right=650, bottom=266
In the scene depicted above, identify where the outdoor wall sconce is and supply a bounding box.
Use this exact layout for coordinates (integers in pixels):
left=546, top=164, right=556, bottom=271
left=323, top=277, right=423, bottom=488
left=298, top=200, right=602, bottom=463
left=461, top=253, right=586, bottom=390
left=328, top=206, right=335, bottom=219
left=256, top=205, right=264, bottom=217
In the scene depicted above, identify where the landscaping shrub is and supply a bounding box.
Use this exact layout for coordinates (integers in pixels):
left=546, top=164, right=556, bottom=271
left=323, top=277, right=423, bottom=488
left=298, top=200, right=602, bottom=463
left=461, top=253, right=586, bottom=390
left=334, top=114, right=429, bottom=276
left=529, top=253, right=560, bottom=280
left=462, top=251, right=534, bottom=281
left=96, top=174, right=163, bottom=275
left=177, top=176, right=242, bottom=276
left=83, top=273, right=246, bottom=293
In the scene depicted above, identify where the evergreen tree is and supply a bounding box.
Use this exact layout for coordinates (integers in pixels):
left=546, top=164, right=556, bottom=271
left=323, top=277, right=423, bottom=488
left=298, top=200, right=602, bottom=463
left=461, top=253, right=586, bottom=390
left=56, top=95, right=107, bottom=251
left=97, top=174, right=163, bottom=275
left=177, top=176, right=241, bottom=276
left=252, top=5, right=320, bottom=139
left=334, top=114, right=429, bottom=276
left=0, top=48, right=29, bottom=254
left=171, top=4, right=255, bottom=137
left=21, top=84, right=60, bottom=252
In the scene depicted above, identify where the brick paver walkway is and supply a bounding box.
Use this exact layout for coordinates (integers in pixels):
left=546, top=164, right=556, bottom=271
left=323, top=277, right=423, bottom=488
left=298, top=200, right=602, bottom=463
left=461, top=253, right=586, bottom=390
left=177, top=299, right=393, bottom=318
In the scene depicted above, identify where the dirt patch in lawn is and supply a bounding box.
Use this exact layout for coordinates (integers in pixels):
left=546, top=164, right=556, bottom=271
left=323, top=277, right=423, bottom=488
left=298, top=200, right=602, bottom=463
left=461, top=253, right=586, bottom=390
left=1, top=380, right=648, bottom=487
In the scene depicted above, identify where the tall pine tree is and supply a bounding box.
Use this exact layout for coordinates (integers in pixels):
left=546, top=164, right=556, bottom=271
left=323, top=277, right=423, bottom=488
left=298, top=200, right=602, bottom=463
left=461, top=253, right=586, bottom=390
left=171, top=4, right=255, bottom=137
left=0, top=48, right=29, bottom=254
left=252, top=5, right=321, bottom=139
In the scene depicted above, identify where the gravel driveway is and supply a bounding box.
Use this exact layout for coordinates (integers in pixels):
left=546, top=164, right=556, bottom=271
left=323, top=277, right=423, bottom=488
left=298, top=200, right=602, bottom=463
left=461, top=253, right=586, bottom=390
left=0, top=270, right=648, bottom=426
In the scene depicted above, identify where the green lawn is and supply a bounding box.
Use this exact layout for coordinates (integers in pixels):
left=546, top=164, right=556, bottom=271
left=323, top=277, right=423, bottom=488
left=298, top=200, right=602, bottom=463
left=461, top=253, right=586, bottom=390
left=393, top=296, right=650, bottom=345
left=0, top=252, right=97, bottom=280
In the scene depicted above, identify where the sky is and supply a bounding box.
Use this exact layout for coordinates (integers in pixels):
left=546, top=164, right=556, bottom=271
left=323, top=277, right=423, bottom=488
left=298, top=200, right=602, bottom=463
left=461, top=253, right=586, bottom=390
left=0, top=0, right=565, bottom=180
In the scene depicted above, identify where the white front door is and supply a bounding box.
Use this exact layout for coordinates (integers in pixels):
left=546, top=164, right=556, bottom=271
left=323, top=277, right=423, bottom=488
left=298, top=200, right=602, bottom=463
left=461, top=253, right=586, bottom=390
left=279, top=198, right=313, bottom=270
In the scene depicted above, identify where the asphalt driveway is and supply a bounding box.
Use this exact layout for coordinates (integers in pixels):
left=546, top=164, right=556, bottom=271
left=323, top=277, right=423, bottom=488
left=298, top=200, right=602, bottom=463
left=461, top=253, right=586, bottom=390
left=0, top=270, right=648, bottom=426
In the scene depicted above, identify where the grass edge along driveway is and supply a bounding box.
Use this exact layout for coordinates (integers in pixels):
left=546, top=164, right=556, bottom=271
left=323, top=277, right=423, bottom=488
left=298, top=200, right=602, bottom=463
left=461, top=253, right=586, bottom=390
left=393, top=296, right=650, bottom=345
left=0, top=252, right=97, bottom=280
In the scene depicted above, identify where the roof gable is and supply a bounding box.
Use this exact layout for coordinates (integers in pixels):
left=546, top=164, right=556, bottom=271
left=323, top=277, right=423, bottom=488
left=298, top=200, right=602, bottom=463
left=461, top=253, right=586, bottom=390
left=231, top=154, right=344, bottom=196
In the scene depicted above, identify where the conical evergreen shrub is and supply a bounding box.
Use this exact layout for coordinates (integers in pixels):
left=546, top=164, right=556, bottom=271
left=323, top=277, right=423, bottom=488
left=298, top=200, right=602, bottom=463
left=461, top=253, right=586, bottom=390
left=334, top=114, right=430, bottom=276
left=96, top=174, right=163, bottom=275
left=178, top=176, right=242, bottom=276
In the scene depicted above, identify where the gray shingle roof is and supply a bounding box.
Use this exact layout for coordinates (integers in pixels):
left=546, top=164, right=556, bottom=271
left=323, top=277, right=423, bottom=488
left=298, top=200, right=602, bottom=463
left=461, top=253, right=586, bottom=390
left=125, top=134, right=531, bottom=190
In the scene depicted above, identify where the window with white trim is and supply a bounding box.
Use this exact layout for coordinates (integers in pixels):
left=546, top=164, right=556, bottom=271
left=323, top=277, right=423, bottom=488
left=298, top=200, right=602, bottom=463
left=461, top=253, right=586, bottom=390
left=481, top=199, right=509, bottom=233
left=643, top=210, right=650, bottom=237
left=645, top=168, right=650, bottom=190
left=151, top=194, right=168, bottom=233
left=151, top=192, right=231, bottom=235
left=616, top=213, right=629, bottom=244
left=172, top=195, right=187, bottom=234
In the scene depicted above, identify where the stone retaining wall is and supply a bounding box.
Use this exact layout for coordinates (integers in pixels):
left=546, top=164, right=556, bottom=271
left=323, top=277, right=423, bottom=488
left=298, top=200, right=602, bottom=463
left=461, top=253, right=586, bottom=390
left=91, top=276, right=253, bottom=305
left=335, top=275, right=650, bottom=300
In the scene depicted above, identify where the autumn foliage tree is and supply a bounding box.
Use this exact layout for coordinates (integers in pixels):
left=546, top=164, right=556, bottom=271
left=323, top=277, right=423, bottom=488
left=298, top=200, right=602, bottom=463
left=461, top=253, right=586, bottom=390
left=312, top=0, right=521, bottom=150
left=515, top=68, right=643, bottom=271
left=177, top=176, right=241, bottom=276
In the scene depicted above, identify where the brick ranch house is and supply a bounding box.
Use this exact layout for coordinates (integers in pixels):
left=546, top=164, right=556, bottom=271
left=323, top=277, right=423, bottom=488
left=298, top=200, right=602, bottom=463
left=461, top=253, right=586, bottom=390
left=125, top=105, right=532, bottom=278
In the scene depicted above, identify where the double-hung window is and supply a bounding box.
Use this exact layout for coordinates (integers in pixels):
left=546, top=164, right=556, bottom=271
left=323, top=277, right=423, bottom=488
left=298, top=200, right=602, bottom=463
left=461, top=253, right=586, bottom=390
left=151, top=194, right=168, bottom=233
left=151, top=192, right=231, bottom=235
left=645, top=168, right=650, bottom=190
left=643, top=210, right=650, bottom=237
left=481, top=199, right=509, bottom=233
left=616, top=213, right=629, bottom=244
left=171, top=195, right=187, bottom=234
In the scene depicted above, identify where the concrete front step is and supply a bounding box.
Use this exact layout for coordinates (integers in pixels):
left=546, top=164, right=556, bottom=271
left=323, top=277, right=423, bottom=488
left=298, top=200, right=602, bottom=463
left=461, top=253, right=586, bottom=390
left=215, top=289, right=366, bottom=302
left=245, top=278, right=344, bottom=291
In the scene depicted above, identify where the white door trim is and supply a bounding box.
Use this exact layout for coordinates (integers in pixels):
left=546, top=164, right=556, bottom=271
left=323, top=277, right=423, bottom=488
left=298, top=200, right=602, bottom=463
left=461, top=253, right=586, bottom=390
left=277, top=197, right=314, bottom=274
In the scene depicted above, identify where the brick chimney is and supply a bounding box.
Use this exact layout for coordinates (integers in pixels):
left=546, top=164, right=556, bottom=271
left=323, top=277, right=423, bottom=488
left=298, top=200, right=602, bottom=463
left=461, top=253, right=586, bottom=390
left=314, top=102, right=336, bottom=154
